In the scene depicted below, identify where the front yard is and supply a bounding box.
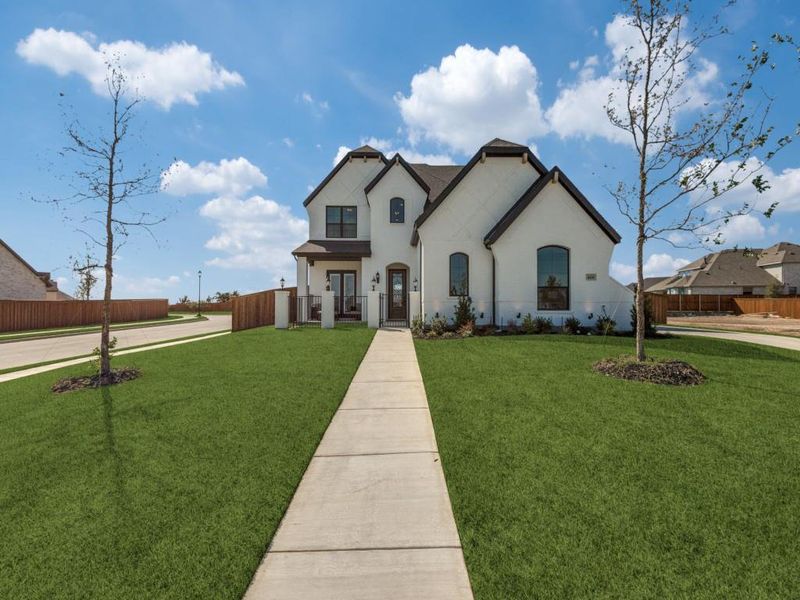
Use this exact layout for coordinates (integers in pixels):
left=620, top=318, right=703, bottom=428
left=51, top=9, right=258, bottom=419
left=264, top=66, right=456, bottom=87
left=416, top=334, right=800, bottom=599
left=0, top=326, right=374, bottom=599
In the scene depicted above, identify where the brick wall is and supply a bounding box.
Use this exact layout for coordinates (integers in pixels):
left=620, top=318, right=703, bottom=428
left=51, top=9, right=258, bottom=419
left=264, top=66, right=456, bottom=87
left=0, top=244, right=48, bottom=300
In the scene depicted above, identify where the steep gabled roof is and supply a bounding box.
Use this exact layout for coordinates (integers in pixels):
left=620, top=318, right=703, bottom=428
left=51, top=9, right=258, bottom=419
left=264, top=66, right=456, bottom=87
left=303, top=145, right=387, bottom=207
left=654, top=248, right=781, bottom=290
left=411, top=139, right=547, bottom=244
left=410, top=164, right=463, bottom=201
left=483, top=167, right=621, bottom=246
left=757, top=241, right=800, bottom=266
left=364, top=154, right=431, bottom=196
left=291, top=240, right=371, bottom=260
left=0, top=238, right=58, bottom=290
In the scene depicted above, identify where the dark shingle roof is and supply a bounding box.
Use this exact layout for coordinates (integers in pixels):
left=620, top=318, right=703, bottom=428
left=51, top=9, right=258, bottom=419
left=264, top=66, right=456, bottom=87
left=655, top=248, right=780, bottom=290
left=484, top=138, right=528, bottom=148
left=757, top=242, right=800, bottom=266
left=291, top=240, right=371, bottom=259
left=409, top=164, right=463, bottom=202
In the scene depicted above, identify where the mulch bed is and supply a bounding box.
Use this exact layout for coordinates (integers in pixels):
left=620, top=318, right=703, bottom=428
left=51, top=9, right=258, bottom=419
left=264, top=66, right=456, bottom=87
left=52, top=368, right=141, bottom=394
left=593, top=356, right=705, bottom=386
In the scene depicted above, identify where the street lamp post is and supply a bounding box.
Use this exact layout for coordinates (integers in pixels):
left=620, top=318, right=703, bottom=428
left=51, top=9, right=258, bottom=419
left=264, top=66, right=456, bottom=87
left=197, top=270, right=202, bottom=317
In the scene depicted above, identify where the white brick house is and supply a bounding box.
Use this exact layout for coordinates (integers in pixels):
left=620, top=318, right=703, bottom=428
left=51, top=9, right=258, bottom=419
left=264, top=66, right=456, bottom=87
left=0, top=239, right=68, bottom=300
left=292, top=139, right=632, bottom=328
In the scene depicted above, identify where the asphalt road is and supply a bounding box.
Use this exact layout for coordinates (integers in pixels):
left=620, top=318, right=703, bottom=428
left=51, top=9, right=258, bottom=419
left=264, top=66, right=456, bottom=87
left=658, top=325, right=800, bottom=352
left=0, top=315, right=231, bottom=371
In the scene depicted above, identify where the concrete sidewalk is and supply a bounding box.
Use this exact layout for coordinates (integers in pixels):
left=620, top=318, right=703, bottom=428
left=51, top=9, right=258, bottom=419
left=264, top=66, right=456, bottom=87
left=244, top=328, right=473, bottom=600
left=659, top=325, right=800, bottom=352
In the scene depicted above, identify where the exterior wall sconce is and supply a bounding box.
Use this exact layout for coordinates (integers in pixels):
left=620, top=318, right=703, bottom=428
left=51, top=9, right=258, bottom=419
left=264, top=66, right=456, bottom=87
left=413, top=277, right=418, bottom=291
left=374, top=272, right=380, bottom=285
left=280, top=277, right=285, bottom=289
left=371, top=275, right=377, bottom=291
left=325, top=275, right=331, bottom=291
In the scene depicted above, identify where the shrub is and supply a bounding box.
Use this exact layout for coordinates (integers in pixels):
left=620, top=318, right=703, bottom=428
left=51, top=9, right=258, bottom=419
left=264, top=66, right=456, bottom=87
left=766, top=280, right=783, bottom=298
left=533, top=316, right=553, bottom=333
left=453, top=296, right=476, bottom=328
left=441, top=331, right=457, bottom=339
left=596, top=308, right=616, bottom=335
left=457, top=320, right=475, bottom=337
left=430, top=316, right=448, bottom=336
left=563, top=316, right=582, bottom=334
left=630, top=296, right=657, bottom=338
left=411, top=315, right=426, bottom=337
left=521, top=313, right=536, bottom=334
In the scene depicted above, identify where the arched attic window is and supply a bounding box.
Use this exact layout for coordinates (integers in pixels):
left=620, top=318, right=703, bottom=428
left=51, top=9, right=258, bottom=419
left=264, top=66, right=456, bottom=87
left=390, top=197, right=405, bottom=223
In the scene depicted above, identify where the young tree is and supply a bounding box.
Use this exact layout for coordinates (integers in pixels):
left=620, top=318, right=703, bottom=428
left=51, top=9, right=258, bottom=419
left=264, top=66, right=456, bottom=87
left=52, top=63, right=163, bottom=383
left=72, top=251, right=99, bottom=301
left=606, top=0, right=795, bottom=361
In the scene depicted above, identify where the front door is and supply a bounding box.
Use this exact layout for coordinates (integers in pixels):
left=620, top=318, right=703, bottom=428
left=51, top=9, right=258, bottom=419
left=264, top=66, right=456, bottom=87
left=388, top=269, right=407, bottom=320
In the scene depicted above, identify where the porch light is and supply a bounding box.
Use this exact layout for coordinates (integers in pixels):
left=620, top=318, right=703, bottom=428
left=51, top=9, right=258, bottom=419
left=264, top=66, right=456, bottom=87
left=374, top=272, right=380, bottom=284
left=325, top=275, right=331, bottom=291
left=371, top=275, right=377, bottom=291
left=413, top=277, right=418, bottom=291
left=280, top=277, right=285, bottom=289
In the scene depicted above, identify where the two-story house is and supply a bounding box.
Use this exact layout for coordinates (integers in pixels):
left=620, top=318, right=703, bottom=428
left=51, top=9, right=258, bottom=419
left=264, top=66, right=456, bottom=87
left=292, top=138, right=632, bottom=328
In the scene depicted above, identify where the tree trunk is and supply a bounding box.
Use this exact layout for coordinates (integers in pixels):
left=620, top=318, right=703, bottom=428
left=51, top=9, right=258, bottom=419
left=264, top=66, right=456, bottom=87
left=635, top=230, right=646, bottom=362
left=99, top=145, right=116, bottom=384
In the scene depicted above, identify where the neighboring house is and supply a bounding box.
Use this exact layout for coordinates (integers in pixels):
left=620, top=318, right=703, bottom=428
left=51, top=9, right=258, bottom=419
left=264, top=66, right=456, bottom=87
left=0, top=238, right=70, bottom=300
left=648, top=243, right=800, bottom=295
left=292, top=138, right=632, bottom=327
left=627, top=276, right=670, bottom=293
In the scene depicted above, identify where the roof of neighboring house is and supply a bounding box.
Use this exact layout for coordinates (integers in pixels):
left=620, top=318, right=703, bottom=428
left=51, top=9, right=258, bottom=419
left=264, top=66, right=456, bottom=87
left=303, top=145, right=388, bottom=207
left=483, top=167, right=621, bottom=246
left=0, top=238, right=59, bottom=290
left=291, top=240, right=372, bottom=260
left=626, top=276, right=671, bottom=292
left=756, top=241, right=800, bottom=266
left=411, top=138, right=548, bottom=245
left=650, top=248, right=780, bottom=291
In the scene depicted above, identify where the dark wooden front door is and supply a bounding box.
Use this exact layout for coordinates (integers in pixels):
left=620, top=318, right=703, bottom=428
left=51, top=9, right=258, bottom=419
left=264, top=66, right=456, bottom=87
left=388, top=269, right=407, bottom=320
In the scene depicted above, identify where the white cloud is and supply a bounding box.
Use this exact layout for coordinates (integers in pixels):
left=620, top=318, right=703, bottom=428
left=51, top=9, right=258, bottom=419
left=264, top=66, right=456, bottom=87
left=300, top=91, right=329, bottom=116
left=359, top=137, right=453, bottom=165
left=161, top=157, right=267, bottom=197
left=116, top=274, right=181, bottom=295
left=611, top=253, right=691, bottom=281
left=333, top=145, right=351, bottom=166
left=282, top=137, right=294, bottom=148
left=199, top=195, right=307, bottom=274
left=396, top=44, right=548, bottom=154
left=712, top=214, right=766, bottom=245
left=546, top=15, right=718, bottom=143
left=16, top=28, right=244, bottom=109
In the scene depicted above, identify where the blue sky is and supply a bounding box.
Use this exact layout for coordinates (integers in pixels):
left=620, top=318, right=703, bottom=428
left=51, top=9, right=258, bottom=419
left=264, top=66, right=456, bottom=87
left=1, top=0, right=798, bottom=301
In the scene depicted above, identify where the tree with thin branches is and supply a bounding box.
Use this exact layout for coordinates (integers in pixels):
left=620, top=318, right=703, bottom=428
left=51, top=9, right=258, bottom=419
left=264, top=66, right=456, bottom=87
left=72, top=250, right=99, bottom=301
left=606, top=0, right=795, bottom=361
left=49, top=62, right=164, bottom=383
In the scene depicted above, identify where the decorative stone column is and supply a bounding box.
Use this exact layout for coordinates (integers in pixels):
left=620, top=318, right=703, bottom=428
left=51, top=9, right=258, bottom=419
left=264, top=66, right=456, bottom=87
left=274, top=290, right=290, bottom=329
left=367, top=290, right=381, bottom=329
left=321, top=290, right=335, bottom=329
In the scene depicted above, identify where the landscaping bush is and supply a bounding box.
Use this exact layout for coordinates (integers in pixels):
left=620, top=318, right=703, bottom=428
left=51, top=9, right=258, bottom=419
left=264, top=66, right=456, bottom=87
left=453, top=296, right=476, bottom=328
left=505, top=318, right=518, bottom=334
left=563, top=316, right=582, bottom=334
left=595, top=309, right=616, bottom=335
left=630, top=296, right=657, bottom=338
left=521, top=313, right=537, bottom=334
left=430, top=316, right=448, bottom=336
left=411, top=315, right=426, bottom=337
left=533, top=316, right=553, bottom=333
left=457, top=320, right=475, bottom=337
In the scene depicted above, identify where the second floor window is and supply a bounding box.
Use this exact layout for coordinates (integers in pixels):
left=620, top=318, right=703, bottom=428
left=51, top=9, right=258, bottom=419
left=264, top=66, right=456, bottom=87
left=390, top=197, right=405, bottom=223
left=326, top=206, right=357, bottom=238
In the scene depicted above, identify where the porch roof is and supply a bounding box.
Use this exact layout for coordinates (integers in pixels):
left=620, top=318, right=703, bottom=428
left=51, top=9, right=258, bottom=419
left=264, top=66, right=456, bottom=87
left=291, top=239, right=371, bottom=260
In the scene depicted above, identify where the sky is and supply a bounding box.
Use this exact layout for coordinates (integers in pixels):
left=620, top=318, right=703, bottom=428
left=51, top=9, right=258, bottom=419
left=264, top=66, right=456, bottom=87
left=1, top=0, right=798, bottom=301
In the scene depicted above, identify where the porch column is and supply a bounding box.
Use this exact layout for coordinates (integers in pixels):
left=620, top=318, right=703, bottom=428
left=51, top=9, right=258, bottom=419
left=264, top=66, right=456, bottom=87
left=367, top=290, right=381, bottom=328
left=275, top=290, right=289, bottom=329
left=296, top=257, right=308, bottom=296
left=321, top=290, right=335, bottom=329
left=408, top=291, right=421, bottom=324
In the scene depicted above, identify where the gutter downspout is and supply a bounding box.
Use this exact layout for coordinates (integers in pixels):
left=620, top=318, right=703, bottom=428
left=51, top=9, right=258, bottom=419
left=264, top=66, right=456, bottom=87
left=491, top=250, right=496, bottom=327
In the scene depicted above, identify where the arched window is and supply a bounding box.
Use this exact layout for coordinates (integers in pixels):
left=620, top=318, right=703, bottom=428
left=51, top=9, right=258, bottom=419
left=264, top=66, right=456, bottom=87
left=537, top=246, right=569, bottom=310
left=390, top=197, right=405, bottom=223
left=449, top=252, right=469, bottom=296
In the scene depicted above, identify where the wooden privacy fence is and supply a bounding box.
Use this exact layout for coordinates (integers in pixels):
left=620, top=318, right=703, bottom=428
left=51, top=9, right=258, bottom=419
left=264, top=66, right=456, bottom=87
left=646, top=294, right=668, bottom=324
left=733, top=297, right=800, bottom=318
left=231, top=287, right=296, bottom=332
left=0, top=299, right=168, bottom=333
left=168, top=301, right=233, bottom=312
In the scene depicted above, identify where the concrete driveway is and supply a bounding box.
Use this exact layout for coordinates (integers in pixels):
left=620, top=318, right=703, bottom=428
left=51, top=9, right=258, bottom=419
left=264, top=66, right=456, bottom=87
left=0, top=314, right=231, bottom=371
left=659, top=325, right=800, bottom=352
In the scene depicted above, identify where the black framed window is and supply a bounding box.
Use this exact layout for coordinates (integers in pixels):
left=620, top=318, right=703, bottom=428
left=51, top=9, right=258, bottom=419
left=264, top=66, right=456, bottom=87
left=390, top=197, right=405, bottom=223
left=537, top=246, right=569, bottom=310
left=326, top=206, right=357, bottom=238
left=449, top=252, right=469, bottom=296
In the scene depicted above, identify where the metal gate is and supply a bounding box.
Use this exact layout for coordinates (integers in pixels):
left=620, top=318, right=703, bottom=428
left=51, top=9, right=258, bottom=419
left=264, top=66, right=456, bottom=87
left=379, top=292, right=409, bottom=328
left=291, top=295, right=321, bottom=327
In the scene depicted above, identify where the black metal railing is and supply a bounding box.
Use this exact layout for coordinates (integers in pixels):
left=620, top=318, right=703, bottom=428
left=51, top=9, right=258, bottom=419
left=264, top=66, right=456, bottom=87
left=379, top=292, right=410, bottom=327
left=335, top=295, right=367, bottom=322
left=291, top=295, right=321, bottom=327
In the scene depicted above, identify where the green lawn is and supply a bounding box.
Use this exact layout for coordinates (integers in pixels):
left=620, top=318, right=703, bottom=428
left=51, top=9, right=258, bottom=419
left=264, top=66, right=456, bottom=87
left=415, top=334, right=800, bottom=599
left=0, top=325, right=374, bottom=599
